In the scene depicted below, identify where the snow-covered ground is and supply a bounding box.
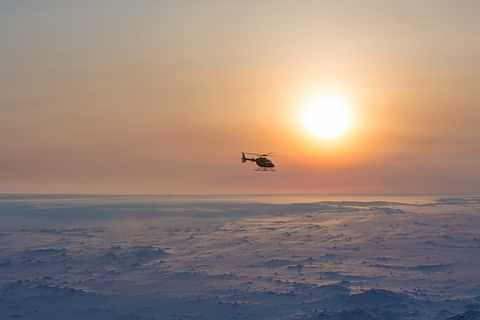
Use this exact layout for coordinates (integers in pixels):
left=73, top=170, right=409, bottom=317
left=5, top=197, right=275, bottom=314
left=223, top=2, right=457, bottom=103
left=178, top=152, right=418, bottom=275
left=1, top=195, right=480, bottom=319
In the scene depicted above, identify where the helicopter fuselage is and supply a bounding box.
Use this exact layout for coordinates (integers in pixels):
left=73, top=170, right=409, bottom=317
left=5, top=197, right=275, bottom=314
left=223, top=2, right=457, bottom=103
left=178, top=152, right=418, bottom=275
left=255, top=157, right=275, bottom=168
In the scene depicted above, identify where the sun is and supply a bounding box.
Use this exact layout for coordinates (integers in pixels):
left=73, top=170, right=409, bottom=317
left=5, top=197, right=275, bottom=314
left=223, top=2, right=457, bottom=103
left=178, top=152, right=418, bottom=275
left=299, top=91, right=353, bottom=140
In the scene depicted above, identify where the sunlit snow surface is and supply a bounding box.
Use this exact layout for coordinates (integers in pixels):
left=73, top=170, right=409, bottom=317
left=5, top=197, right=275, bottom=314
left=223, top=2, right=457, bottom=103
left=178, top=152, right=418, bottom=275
left=1, top=194, right=480, bottom=319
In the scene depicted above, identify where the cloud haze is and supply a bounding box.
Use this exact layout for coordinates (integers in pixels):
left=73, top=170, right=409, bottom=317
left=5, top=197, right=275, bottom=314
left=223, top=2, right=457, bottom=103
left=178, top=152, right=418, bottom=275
left=1, top=1, right=479, bottom=194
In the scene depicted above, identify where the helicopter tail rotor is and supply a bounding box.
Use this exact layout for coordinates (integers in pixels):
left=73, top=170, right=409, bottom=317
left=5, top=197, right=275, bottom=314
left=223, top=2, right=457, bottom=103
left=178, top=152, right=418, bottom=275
left=241, top=152, right=247, bottom=163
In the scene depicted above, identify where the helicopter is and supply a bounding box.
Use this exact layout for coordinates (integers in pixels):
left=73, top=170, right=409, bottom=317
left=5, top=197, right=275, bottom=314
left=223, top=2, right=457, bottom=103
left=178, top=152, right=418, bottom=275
left=241, top=152, right=275, bottom=171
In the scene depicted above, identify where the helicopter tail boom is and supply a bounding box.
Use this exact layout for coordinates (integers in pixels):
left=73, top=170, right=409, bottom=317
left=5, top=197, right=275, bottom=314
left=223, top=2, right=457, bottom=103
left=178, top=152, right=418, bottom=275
left=241, top=152, right=254, bottom=163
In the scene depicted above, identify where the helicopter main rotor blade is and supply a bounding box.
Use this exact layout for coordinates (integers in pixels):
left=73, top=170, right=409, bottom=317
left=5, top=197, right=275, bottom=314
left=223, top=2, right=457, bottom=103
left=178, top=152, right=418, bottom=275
left=245, top=152, right=274, bottom=157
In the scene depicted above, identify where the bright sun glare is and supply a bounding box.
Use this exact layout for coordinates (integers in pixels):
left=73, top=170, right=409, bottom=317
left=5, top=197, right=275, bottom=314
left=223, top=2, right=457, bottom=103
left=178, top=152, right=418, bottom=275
left=300, top=91, right=353, bottom=141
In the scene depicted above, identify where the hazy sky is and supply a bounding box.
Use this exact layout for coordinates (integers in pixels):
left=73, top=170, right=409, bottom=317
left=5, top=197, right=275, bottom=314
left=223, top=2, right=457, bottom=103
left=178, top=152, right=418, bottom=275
left=1, top=0, right=479, bottom=194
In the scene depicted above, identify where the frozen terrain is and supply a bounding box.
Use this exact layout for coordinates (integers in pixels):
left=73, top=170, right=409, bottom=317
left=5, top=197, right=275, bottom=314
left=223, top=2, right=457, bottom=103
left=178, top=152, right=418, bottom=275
left=1, top=194, right=480, bottom=319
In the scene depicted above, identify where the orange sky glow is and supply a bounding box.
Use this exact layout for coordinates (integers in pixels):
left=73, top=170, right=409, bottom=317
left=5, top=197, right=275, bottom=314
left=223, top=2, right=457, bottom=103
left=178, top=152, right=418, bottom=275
left=1, top=1, right=479, bottom=194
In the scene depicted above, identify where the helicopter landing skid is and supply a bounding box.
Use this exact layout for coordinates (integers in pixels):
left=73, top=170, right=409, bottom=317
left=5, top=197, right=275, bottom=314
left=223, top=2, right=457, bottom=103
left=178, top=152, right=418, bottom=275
left=255, top=168, right=275, bottom=172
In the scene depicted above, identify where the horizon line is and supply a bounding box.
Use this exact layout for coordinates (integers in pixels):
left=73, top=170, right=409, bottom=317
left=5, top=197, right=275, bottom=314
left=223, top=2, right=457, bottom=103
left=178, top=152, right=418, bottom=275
left=0, top=192, right=477, bottom=197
